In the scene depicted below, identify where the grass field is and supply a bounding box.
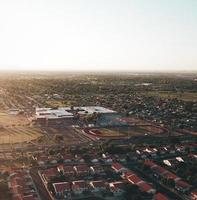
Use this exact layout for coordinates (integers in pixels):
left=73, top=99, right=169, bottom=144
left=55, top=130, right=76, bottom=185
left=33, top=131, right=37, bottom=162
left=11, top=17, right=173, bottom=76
left=99, top=128, right=125, bottom=136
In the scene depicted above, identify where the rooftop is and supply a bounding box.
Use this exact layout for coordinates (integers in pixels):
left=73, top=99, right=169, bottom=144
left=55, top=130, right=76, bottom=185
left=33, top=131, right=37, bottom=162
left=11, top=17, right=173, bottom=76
left=53, top=182, right=70, bottom=193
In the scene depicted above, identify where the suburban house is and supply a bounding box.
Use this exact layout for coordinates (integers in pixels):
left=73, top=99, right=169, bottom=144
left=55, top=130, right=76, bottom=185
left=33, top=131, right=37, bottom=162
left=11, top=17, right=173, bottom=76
left=111, top=162, right=127, bottom=174
left=109, top=181, right=125, bottom=196
left=53, top=182, right=71, bottom=198
left=73, top=165, right=89, bottom=176
left=72, top=180, right=88, bottom=195
left=89, top=180, right=106, bottom=192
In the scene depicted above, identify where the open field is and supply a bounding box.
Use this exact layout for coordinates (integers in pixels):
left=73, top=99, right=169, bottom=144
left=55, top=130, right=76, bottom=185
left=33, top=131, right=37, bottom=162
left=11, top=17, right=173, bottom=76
left=0, top=126, right=43, bottom=144
left=40, top=126, right=89, bottom=145
left=0, top=112, right=30, bottom=126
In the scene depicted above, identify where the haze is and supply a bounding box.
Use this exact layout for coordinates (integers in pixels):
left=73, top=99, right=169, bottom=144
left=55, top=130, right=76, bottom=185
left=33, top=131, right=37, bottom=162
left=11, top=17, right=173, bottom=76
left=0, top=0, right=197, bottom=71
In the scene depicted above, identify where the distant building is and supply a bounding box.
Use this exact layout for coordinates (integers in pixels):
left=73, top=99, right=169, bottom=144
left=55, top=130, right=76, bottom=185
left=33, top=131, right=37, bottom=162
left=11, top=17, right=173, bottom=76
left=34, top=106, right=116, bottom=126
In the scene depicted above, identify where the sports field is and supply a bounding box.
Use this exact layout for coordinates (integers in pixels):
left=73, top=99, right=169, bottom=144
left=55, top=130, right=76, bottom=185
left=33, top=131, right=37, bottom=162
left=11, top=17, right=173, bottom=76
left=85, top=123, right=167, bottom=138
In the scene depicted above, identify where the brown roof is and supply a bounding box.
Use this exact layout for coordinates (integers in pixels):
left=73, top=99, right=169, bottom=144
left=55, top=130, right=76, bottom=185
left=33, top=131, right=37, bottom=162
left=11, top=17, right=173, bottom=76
left=53, top=182, right=70, bottom=193
left=72, top=180, right=87, bottom=189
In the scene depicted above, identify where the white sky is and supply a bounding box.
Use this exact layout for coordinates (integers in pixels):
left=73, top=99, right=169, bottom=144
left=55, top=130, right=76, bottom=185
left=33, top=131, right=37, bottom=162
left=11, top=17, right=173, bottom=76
left=0, top=0, right=197, bottom=71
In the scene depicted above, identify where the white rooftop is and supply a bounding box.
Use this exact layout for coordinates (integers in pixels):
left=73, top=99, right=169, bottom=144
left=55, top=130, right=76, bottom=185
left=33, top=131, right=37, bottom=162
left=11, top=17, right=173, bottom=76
left=36, top=106, right=116, bottom=119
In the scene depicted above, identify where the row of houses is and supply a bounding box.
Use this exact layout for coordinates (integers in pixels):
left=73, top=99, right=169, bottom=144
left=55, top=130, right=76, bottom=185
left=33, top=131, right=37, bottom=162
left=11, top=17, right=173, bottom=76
left=32, top=142, right=197, bottom=167
left=144, top=160, right=191, bottom=193
left=41, top=164, right=105, bottom=183
left=111, top=162, right=169, bottom=200
left=135, top=143, right=197, bottom=160
left=33, top=152, right=125, bottom=167
left=51, top=180, right=125, bottom=198
left=8, top=169, right=39, bottom=200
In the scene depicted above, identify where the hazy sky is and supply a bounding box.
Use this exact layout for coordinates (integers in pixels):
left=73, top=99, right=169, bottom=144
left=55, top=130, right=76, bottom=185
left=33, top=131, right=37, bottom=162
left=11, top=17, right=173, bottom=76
left=0, top=0, right=197, bottom=71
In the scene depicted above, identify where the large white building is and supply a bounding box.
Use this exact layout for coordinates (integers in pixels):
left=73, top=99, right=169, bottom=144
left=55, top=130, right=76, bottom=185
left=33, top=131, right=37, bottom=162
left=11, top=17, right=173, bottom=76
left=35, top=106, right=116, bottom=125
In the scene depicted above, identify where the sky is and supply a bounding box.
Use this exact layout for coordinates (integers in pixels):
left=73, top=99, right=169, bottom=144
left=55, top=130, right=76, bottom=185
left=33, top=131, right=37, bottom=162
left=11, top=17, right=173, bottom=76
left=0, top=0, right=196, bottom=71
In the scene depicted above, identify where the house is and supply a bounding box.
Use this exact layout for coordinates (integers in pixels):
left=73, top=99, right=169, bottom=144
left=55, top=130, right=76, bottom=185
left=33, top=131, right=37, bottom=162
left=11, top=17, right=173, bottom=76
left=144, top=160, right=157, bottom=169
left=74, top=155, right=85, bottom=163
left=89, top=180, right=106, bottom=192
left=73, top=165, right=89, bottom=176
left=102, top=154, right=113, bottom=163
left=42, top=168, right=58, bottom=183
left=121, top=171, right=135, bottom=179
left=138, top=182, right=156, bottom=194
left=163, top=171, right=180, bottom=182
left=109, top=181, right=125, bottom=196
left=53, top=182, right=71, bottom=197
left=191, top=191, right=197, bottom=200
left=57, top=165, right=75, bottom=177
left=154, top=193, right=169, bottom=200
left=89, top=165, right=105, bottom=175
left=8, top=169, right=37, bottom=199
left=144, top=148, right=158, bottom=158
left=127, top=174, right=143, bottom=185
left=175, top=180, right=191, bottom=193
left=111, top=162, right=127, bottom=174
left=72, top=180, right=88, bottom=195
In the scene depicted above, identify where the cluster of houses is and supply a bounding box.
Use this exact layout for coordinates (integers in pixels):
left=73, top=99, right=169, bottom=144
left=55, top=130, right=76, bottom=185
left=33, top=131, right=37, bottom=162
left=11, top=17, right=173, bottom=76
left=111, top=162, right=169, bottom=200
left=144, top=160, right=191, bottom=193
left=37, top=160, right=172, bottom=200
left=128, top=96, right=197, bottom=131
left=133, top=143, right=197, bottom=160
left=8, top=169, right=39, bottom=200
left=40, top=163, right=125, bottom=199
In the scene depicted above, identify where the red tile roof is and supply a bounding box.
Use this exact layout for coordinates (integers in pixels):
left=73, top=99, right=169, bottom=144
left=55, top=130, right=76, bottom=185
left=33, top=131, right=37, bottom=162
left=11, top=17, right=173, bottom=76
left=72, top=180, right=87, bottom=190
left=127, top=175, right=143, bottom=185
left=176, top=180, right=191, bottom=189
left=144, top=160, right=157, bottom=168
left=63, top=155, right=72, bottom=160
left=155, top=193, right=169, bottom=200
left=152, top=166, right=167, bottom=175
left=123, top=171, right=135, bottom=178
left=111, top=162, right=124, bottom=172
left=53, top=182, right=70, bottom=193
left=164, top=171, right=179, bottom=181
left=138, top=182, right=153, bottom=193
left=191, top=191, right=197, bottom=200
left=109, top=181, right=125, bottom=191
left=43, top=168, right=58, bottom=179
left=74, top=165, right=89, bottom=173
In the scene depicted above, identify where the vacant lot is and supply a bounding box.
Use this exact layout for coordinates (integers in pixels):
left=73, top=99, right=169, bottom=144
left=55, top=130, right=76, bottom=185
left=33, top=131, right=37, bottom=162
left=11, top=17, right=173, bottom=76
left=0, top=113, right=43, bottom=144
left=0, top=126, right=43, bottom=144
left=0, top=112, right=30, bottom=126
